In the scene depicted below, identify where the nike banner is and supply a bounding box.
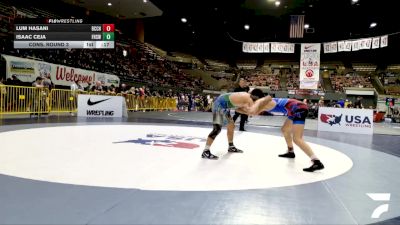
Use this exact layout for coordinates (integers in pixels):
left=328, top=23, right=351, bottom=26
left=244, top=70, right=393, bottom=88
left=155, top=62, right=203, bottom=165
left=78, top=94, right=125, bottom=118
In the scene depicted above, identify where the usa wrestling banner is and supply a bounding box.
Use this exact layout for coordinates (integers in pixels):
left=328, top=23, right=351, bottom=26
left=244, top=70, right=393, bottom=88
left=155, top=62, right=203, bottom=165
left=300, top=43, right=320, bottom=89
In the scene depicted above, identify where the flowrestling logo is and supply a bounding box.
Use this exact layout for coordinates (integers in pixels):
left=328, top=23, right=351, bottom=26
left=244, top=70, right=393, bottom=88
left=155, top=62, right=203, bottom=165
left=114, top=133, right=206, bottom=149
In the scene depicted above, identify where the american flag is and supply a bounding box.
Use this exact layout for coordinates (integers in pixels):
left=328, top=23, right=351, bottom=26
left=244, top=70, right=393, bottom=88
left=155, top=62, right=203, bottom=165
left=289, top=15, right=305, bottom=38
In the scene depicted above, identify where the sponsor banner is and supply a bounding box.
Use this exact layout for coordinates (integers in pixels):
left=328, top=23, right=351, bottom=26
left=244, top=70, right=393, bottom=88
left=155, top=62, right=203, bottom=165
left=300, top=43, right=320, bottom=89
left=77, top=94, right=124, bottom=117
left=318, top=107, right=373, bottom=135
left=8, top=59, right=36, bottom=82
left=2, top=55, right=119, bottom=87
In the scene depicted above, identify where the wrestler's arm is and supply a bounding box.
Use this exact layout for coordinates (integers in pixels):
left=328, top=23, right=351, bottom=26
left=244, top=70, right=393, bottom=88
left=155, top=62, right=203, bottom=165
left=239, top=96, right=272, bottom=116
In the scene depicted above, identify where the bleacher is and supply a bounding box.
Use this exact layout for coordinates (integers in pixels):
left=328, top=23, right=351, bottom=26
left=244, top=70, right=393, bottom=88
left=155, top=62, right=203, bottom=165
left=243, top=70, right=281, bottom=91
left=331, top=74, right=373, bottom=92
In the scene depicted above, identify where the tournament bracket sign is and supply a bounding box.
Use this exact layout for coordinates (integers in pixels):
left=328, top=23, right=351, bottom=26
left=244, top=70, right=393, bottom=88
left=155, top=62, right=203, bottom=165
left=13, top=19, right=115, bottom=49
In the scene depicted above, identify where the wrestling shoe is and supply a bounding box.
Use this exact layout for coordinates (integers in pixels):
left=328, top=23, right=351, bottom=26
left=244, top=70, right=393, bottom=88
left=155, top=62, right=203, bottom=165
left=303, top=160, right=325, bottom=172
left=228, top=146, right=243, bottom=153
left=201, top=150, right=219, bottom=160
left=278, top=151, right=295, bottom=158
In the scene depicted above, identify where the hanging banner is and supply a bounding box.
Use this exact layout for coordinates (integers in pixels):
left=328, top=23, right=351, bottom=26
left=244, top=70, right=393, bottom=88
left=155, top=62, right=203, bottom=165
left=243, top=42, right=271, bottom=53
left=243, top=42, right=294, bottom=53
left=338, top=41, right=345, bottom=52
left=352, top=40, right=360, bottom=51
left=270, top=43, right=278, bottom=53
left=300, top=43, right=320, bottom=89
left=344, top=41, right=352, bottom=51
left=288, top=43, right=295, bottom=53
left=359, top=39, right=366, bottom=49
left=380, top=35, right=388, bottom=48
left=323, top=43, right=331, bottom=53
left=242, top=42, right=249, bottom=52
left=372, top=37, right=380, bottom=49
left=330, top=42, right=338, bottom=53
left=263, top=42, right=270, bottom=53
left=324, top=42, right=338, bottom=53
left=365, top=38, right=372, bottom=49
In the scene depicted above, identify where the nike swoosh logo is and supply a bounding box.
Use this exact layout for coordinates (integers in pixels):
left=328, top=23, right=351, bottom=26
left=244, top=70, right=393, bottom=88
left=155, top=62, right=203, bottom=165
left=87, top=98, right=111, bottom=106
left=304, top=45, right=313, bottom=49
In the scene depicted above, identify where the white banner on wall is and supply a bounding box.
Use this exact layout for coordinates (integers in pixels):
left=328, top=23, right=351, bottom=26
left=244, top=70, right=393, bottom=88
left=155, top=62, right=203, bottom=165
left=344, top=41, right=352, bottom=51
left=372, top=37, right=380, bottom=49
left=365, top=38, right=372, bottom=49
left=323, top=42, right=338, bottom=53
left=380, top=35, right=388, bottom=48
left=243, top=42, right=294, bottom=53
left=352, top=40, right=360, bottom=51
left=2, top=55, right=120, bottom=87
left=338, top=41, right=345, bottom=52
left=77, top=94, right=125, bottom=118
left=318, top=107, right=373, bottom=135
left=299, top=43, right=320, bottom=89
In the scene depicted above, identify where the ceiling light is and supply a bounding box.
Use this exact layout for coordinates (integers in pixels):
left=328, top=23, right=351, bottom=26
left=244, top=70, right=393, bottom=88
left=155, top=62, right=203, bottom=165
left=275, top=1, right=281, bottom=7
left=107, top=2, right=112, bottom=6
left=370, top=22, right=377, bottom=28
left=244, top=24, right=250, bottom=30
left=304, top=24, right=310, bottom=29
left=181, top=18, right=187, bottom=23
left=143, top=0, right=147, bottom=3
left=352, top=0, right=359, bottom=3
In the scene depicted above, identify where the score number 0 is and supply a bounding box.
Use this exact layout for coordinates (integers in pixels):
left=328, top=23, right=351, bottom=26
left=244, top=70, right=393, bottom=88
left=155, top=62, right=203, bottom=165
left=102, top=24, right=115, bottom=32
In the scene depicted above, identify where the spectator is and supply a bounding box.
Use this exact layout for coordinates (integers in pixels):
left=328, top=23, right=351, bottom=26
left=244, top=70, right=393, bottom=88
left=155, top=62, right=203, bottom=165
left=91, top=81, right=104, bottom=93
left=318, top=97, right=325, bottom=107
left=71, top=80, right=84, bottom=92
left=118, top=83, right=129, bottom=94
left=232, top=78, right=250, bottom=131
left=337, top=98, right=345, bottom=108
left=354, top=96, right=363, bottom=109
left=10, top=75, right=22, bottom=86
left=32, top=77, right=44, bottom=87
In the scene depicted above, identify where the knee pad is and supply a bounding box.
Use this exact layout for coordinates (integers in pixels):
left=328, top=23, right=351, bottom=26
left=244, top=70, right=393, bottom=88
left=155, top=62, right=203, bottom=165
left=208, top=124, right=222, bottom=139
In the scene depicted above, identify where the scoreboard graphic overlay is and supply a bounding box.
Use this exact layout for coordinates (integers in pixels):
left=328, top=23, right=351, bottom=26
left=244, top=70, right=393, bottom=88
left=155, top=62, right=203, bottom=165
left=14, top=19, right=115, bottom=49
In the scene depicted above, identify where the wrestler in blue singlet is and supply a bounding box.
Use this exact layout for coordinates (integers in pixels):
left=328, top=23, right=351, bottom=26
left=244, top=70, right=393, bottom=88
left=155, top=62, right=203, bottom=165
left=267, top=98, right=309, bottom=124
